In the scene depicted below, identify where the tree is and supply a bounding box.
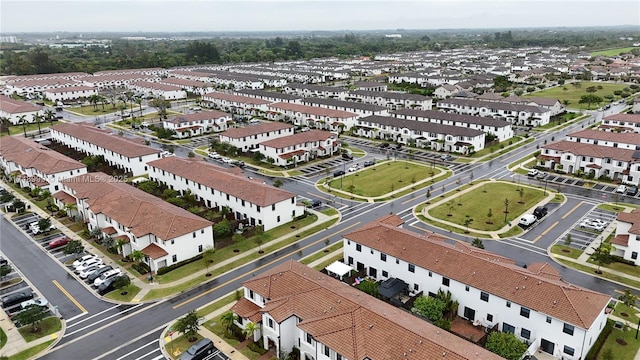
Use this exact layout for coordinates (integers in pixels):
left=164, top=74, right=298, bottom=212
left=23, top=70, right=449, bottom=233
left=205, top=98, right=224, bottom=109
left=485, top=331, right=528, bottom=360
left=220, top=312, right=238, bottom=334
left=564, top=234, right=572, bottom=246
left=130, top=249, right=145, bottom=265
left=149, top=96, right=171, bottom=120
left=63, top=239, right=84, bottom=254
left=17, top=115, right=28, bottom=137
left=255, top=225, right=267, bottom=253
left=590, top=242, right=614, bottom=274
left=32, top=113, right=43, bottom=135
left=446, top=200, right=455, bottom=217
left=412, top=295, right=446, bottom=322
left=618, top=288, right=638, bottom=307
left=202, top=246, right=215, bottom=276
left=37, top=217, right=52, bottom=234
left=472, top=238, right=485, bottom=249
left=486, top=208, right=493, bottom=224
left=14, top=304, right=48, bottom=333
left=232, top=233, right=244, bottom=251
left=213, top=219, right=231, bottom=238
left=0, top=264, right=12, bottom=285
left=0, top=116, right=11, bottom=136
left=463, top=215, right=473, bottom=233
left=516, top=187, right=524, bottom=204
left=112, top=275, right=131, bottom=295
left=174, top=310, right=202, bottom=342
left=273, top=179, right=283, bottom=188
left=356, top=279, right=379, bottom=298
left=12, top=198, right=26, bottom=213
left=578, top=94, right=603, bottom=109
left=243, top=321, right=260, bottom=341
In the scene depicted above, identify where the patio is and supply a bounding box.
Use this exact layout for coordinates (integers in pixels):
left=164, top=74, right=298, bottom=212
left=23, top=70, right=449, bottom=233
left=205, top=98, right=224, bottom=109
left=450, top=317, right=488, bottom=344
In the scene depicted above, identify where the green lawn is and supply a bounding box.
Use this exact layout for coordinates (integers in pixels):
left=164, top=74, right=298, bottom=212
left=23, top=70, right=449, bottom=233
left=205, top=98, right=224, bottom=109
left=550, top=244, right=582, bottom=259
left=312, top=254, right=344, bottom=271
left=613, top=303, right=639, bottom=325
left=597, top=327, right=640, bottom=360
left=66, top=105, right=121, bottom=116
left=523, top=82, right=633, bottom=109
left=8, top=340, right=54, bottom=360
left=17, top=317, right=61, bottom=342
left=165, top=334, right=204, bottom=360
left=428, top=182, right=546, bottom=231
left=301, top=242, right=343, bottom=265
left=2, top=122, right=56, bottom=137
left=0, top=327, right=6, bottom=349
left=598, top=203, right=636, bottom=212
left=327, top=161, right=438, bottom=197
left=556, top=259, right=640, bottom=289
left=104, top=284, right=141, bottom=302
left=591, top=47, right=638, bottom=56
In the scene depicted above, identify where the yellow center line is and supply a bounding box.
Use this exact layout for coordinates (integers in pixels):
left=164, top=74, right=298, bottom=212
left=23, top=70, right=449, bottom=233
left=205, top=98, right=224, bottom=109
left=533, top=221, right=559, bottom=243
left=172, top=221, right=362, bottom=310
left=562, top=201, right=583, bottom=219
left=52, top=279, right=87, bottom=313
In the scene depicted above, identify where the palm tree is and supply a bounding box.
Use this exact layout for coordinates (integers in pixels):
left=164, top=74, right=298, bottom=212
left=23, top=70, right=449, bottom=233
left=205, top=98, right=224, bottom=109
left=130, top=249, right=145, bottom=264
left=44, top=109, right=55, bottom=127
left=220, top=312, right=238, bottom=334
left=243, top=322, right=259, bottom=342
left=89, top=94, right=100, bottom=111
left=0, top=116, right=11, bottom=136
left=98, top=95, right=106, bottom=111
left=17, top=115, right=28, bottom=137
left=33, top=113, right=42, bottom=135
left=135, top=96, right=143, bottom=117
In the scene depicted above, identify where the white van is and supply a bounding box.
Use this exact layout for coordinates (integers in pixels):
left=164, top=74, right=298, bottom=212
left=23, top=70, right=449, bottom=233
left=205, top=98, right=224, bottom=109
left=518, top=214, right=537, bottom=228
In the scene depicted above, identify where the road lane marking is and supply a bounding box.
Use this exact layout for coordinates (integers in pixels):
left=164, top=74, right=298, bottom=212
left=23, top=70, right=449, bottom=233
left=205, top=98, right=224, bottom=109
left=561, top=201, right=583, bottom=219
left=172, top=221, right=362, bottom=310
left=66, top=304, right=121, bottom=328
left=114, top=339, right=158, bottom=360
left=533, top=221, right=559, bottom=242
left=52, top=280, right=87, bottom=313
left=63, top=303, right=145, bottom=337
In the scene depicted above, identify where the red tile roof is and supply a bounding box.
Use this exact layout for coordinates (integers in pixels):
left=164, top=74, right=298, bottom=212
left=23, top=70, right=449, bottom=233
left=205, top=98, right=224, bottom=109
left=612, top=234, right=630, bottom=247
left=142, top=243, right=169, bottom=259
left=166, top=110, right=230, bottom=125
left=260, top=130, right=337, bottom=149
left=269, top=102, right=357, bottom=118
left=220, top=122, right=293, bottom=139
left=230, top=298, right=262, bottom=323
left=52, top=190, right=76, bottom=205
left=617, top=210, right=640, bottom=234
left=343, top=217, right=611, bottom=329
left=568, top=129, right=640, bottom=144
left=604, top=113, right=640, bottom=124
left=0, top=136, right=86, bottom=175
left=203, top=91, right=270, bottom=105
left=543, top=140, right=637, bottom=162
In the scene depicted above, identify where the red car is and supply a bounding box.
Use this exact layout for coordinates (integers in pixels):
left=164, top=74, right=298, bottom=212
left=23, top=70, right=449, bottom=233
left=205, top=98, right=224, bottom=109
left=48, top=236, right=71, bottom=249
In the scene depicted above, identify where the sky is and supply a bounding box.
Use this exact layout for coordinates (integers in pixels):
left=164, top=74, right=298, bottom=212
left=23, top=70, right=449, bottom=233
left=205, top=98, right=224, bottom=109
left=1, top=0, right=639, bottom=33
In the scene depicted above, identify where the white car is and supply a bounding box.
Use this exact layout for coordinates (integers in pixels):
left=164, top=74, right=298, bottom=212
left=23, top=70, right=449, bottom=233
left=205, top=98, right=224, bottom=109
left=161, top=151, right=175, bottom=158
left=208, top=152, right=221, bottom=159
left=527, top=169, right=538, bottom=177
left=348, top=165, right=360, bottom=172
left=29, top=221, right=56, bottom=235
left=616, top=185, right=627, bottom=194
left=579, top=220, right=604, bottom=232
left=584, top=218, right=608, bottom=228
left=75, top=258, right=103, bottom=273
left=21, top=298, right=48, bottom=309
left=221, top=157, right=233, bottom=164
left=141, top=121, right=150, bottom=127
left=79, top=264, right=106, bottom=279
left=189, top=106, right=202, bottom=111
left=72, top=254, right=98, bottom=268
left=94, top=269, right=122, bottom=287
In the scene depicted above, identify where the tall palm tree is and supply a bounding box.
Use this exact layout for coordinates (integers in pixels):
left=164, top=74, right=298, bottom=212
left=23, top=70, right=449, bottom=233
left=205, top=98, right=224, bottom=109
left=17, top=115, right=28, bottom=137
left=0, top=116, right=11, bottom=136
left=220, top=312, right=238, bottom=334
left=44, top=109, right=55, bottom=127
left=123, top=91, right=135, bottom=113
left=33, top=113, right=43, bottom=135
left=135, top=96, right=143, bottom=117
left=243, top=322, right=259, bottom=341
left=89, top=94, right=100, bottom=111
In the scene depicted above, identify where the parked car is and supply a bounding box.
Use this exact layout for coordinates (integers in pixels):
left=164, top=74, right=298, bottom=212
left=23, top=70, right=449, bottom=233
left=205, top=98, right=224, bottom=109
left=221, top=157, right=233, bottom=164
left=535, top=172, right=547, bottom=180
left=348, top=165, right=360, bottom=172
left=579, top=220, right=604, bottom=232
left=583, top=218, right=608, bottom=228
left=231, top=160, right=245, bottom=167
left=527, top=169, right=539, bottom=177
left=333, top=170, right=345, bottom=177
left=363, top=160, right=376, bottom=167
left=179, top=338, right=215, bottom=360
left=79, top=264, right=106, bottom=279
left=342, top=153, right=354, bottom=160
left=379, top=143, right=390, bottom=148
left=20, top=298, right=48, bottom=309
left=518, top=214, right=537, bottom=228
left=308, top=199, right=321, bottom=208
left=74, top=258, right=103, bottom=272
left=141, top=121, right=150, bottom=128
left=72, top=254, right=99, bottom=268
left=1, top=291, right=33, bottom=308
left=393, top=143, right=402, bottom=150
left=94, top=269, right=122, bottom=287
left=29, top=221, right=56, bottom=235
left=208, top=152, right=221, bottom=159
left=161, top=151, right=175, bottom=158
left=96, top=276, right=118, bottom=295
left=616, top=185, right=628, bottom=194
left=189, top=106, right=202, bottom=111
left=87, top=266, right=113, bottom=283
left=48, top=236, right=71, bottom=249
left=533, top=206, right=548, bottom=219
left=626, top=185, right=638, bottom=196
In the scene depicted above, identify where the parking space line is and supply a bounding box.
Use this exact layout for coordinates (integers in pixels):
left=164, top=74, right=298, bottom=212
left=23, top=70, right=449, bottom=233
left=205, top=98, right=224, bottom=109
left=52, top=279, right=87, bottom=313
left=561, top=202, right=583, bottom=219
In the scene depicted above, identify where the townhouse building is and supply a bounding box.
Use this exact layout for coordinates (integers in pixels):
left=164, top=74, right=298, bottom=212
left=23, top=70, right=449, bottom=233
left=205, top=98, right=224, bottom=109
left=600, top=114, right=640, bottom=132
left=0, top=94, right=44, bottom=125
left=356, top=115, right=485, bottom=154
left=127, top=81, right=187, bottom=100
left=159, top=78, right=211, bottom=94
left=566, top=129, right=640, bottom=150
left=162, top=110, right=231, bottom=138
left=433, top=84, right=462, bottom=99
left=612, top=209, right=640, bottom=265
left=50, top=122, right=162, bottom=176
left=205, top=71, right=267, bottom=90
left=3, top=78, right=79, bottom=98
left=147, top=157, right=303, bottom=230
left=235, top=89, right=302, bottom=104
left=43, top=86, right=98, bottom=103
left=58, top=172, right=213, bottom=273
left=281, top=83, right=348, bottom=100
left=258, top=130, right=340, bottom=166
left=76, top=73, right=157, bottom=90
left=347, top=90, right=433, bottom=111
left=219, top=122, right=294, bottom=153
left=201, top=92, right=271, bottom=116
left=301, top=98, right=389, bottom=118
left=343, top=217, right=611, bottom=360
left=391, top=108, right=514, bottom=142
left=633, top=98, right=640, bottom=114
left=539, top=140, right=639, bottom=185
left=0, top=136, right=87, bottom=192
left=266, top=102, right=358, bottom=131
left=354, top=81, right=387, bottom=92
left=231, top=260, right=504, bottom=360
left=438, top=98, right=551, bottom=126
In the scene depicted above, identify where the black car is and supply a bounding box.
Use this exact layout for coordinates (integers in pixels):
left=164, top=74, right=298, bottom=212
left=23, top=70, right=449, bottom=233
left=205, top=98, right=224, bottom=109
left=231, top=160, right=245, bottom=167
left=309, top=199, right=321, bottom=208
left=87, top=265, right=113, bottom=283
left=379, top=143, right=390, bottom=148
left=533, top=206, right=548, bottom=219
left=363, top=160, right=376, bottom=167
left=2, top=291, right=33, bottom=308
left=341, top=153, right=353, bottom=160
left=180, top=338, right=215, bottom=360
left=626, top=186, right=638, bottom=196
left=97, top=276, right=120, bottom=295
left=394, top=143, right=402, bottom=150
left=333, top=170, right=345, bottom=177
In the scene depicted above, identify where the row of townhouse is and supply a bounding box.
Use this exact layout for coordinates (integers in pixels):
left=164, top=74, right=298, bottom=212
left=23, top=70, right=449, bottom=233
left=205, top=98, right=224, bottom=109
left=43, top=86, right=98, bottom=103
left=76, top=73, right=158, bottom=90
left=474, top=93, right=565, bottom=117
left=49, top=123, right=162, bottom=176
left=231, top=260, right=504, bottom=360
left=258, top=130, right=341, bottom=167
left=301, top=97, right=389, bottom=118
left=0, top=136, right=87, bottom=193
left=266, top=102, right=359, bottom=132
left=235, top=89, right=302, bottom=104
left=600, top=113, right=640, bottom=132
left=128, top=81, right=187, bottom=100
left=0, top=94, right=44, bottom=125
left=346, top=90, right=433, bottom=111
left=202, top=91, right=271, bottom=116
left=219, top=122, right=295, bottom=153
left=342, top=216, right=611, bottom=360
left=355, top=115, right=485, bottom=154
left=281, top=83, right=349, bottom=100
left=162, top=110, right=231, bottom=138
left=3, top=78, right=80, bottom=98
left=437, top=97, right=551, bottom=126
left=565, top=129, right=640, bottom=150
left=54, top=172, right=213, bottom=274
left=539, top=141, right=639, bottom=185
left=612, top=209, right=640, bottom=265
left=159, top=77, right=211, bottom=95
left=391, top=108, right=514, bottom=142
left=147, top=156, right=303, bottom=230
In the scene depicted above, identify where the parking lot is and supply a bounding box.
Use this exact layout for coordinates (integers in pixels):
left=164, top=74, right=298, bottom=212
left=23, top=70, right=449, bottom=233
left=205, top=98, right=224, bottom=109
left=563, top=208, right=618, bottom=251
left=0, top=257, right=52, bottom=328
left=534, top=174, right=640, bottom=200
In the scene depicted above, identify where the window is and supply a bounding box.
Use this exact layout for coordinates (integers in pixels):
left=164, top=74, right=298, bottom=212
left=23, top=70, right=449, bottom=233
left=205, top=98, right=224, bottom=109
left=521, top=328, right=531, bottom=340
left=428, top=271, right=432, bottom=277
left=442, top=277, right=450, bottom=286
left=563, top=323, right=574, bottom=335
left=465, top=285, right=469, bottom=292
left=413, top=284, right=419, bottom=291
left=486, top=314, right=493, bottom=322
left=546, top=316, right=552, bottom=324
left=337, top=355, right=342, bottom=360
left=306, top=333, right=313, bottom=344
left=563, top=346, right=575, bottom=356
left=249, top=290, right=254, bottom=299
left=480, top=292, right=489, bottom=302
left=356, top=244, right=362, bottom=252
left=324, top=345, right=330, bottom=356
left=396, top=259, right=399, bottom=264
left=408, top=264, right=415, bottom=273
left=380, top=253, right=387, bottom=262
left=268, top=318, right=274, bottom=329
left=172, top=255, right=177, bottom=262
left=382, top=270, right=388, bottom=278
left=348, top=256, right=353, bottom=265
left=198, top=245, right=203, bottom=252
left=520, top=307, right=530, bottom=318
left=503, top=323, right=515, bottom=334
left=633, top=252, right=638, bottom=260
left=506, top=301, right=511, bottom=308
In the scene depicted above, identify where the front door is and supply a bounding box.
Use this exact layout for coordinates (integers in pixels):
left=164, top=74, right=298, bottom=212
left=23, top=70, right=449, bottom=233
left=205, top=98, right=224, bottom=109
left=463, top=307, right=475, bottom=321
left=540, top=338, right=555, bottom=355
left=369, top=267, right=377, bottom=278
